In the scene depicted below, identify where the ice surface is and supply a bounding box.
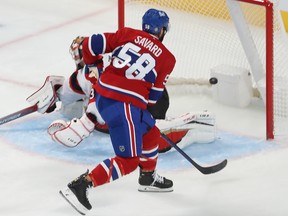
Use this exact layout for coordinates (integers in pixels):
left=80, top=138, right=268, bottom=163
left=1, top=0, right=288, bottom=215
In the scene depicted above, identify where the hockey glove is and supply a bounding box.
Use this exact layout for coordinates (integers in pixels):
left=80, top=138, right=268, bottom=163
left=26, top=76, right=64, bottom=114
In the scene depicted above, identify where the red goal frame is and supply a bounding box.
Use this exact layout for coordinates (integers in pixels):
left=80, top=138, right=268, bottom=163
left=237, top=0, right=274, bottom=140
left=118, top=0, right=275, bottom=140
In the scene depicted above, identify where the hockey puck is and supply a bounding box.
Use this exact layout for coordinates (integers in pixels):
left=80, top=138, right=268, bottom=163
left=209, top=77, right=218, bottom=85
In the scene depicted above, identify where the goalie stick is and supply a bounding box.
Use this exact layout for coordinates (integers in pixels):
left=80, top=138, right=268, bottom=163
left=161, top=133, right=227, bottom=174
left=0, top=104, right=38, bottom=126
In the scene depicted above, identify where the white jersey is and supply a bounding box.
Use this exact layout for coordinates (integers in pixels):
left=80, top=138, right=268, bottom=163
left=58, top=65, right=92, bottom=107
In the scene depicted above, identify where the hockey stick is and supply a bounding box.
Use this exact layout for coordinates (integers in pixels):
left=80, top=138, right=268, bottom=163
left=0, top=104, right=38, bottom=126
left=161, top=133, right=227, bottom=175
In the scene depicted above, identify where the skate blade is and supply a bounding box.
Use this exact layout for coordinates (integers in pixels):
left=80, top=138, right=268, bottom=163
left=59, top=187, right=88, bottom=215
left=138, top=185, right=173, bottom=192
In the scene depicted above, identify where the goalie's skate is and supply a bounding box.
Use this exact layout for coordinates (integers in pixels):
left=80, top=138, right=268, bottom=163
left=138, top=170, right=173, bottom=192
left=59, top=170, right=92, bottom=215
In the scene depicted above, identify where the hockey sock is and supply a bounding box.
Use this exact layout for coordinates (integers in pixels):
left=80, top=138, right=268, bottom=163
left=139, top=126, right=160, bottom=171
left=89, top=156, right=139, bottom=187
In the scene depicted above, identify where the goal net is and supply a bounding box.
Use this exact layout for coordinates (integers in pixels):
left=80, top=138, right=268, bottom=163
left=119, top=0, right=288, bottom=140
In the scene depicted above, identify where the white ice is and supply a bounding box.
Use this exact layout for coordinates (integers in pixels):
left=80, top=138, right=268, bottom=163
left=1, top=0, right=288, bottom=215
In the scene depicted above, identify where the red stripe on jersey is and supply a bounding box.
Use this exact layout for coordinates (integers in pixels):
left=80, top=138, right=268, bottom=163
left=124, top=103, right=137, bottom=157
left=94, top=72, right=151, bottom=109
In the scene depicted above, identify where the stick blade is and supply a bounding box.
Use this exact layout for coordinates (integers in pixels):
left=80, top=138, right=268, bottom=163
left=197, top=159, right=228, bottom=175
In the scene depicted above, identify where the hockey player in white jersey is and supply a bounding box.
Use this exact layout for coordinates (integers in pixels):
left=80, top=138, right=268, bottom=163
left=26, top=36, right=216, bottom=152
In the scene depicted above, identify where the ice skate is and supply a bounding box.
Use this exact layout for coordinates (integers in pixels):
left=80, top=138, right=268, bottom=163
left=59, top=170, right=92, bottom=215
left=138, top=170, right=173, bottom=192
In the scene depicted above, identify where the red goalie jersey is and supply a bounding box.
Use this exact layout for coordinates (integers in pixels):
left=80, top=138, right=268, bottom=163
left=82, top=27, right=176, bottom=109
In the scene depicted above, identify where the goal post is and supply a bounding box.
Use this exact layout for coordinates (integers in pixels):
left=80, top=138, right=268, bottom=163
left=226, top=0, right=274, bottom=139
left=118, top=0, right=288, bottom=140
left=118, top=0, right=125, bottom=29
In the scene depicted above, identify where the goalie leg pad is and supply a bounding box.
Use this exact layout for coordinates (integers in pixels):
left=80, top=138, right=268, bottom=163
left=48, top=113, right=95, bottom=147
left=187, top=126, right=216, bottom=144
left=47, top=119, right=68, bottom=137
left=157, top=111, right=215, bottom=133
left=157, top=111, right=217, bottom=152
left=158, top=130, right=189, bottom=153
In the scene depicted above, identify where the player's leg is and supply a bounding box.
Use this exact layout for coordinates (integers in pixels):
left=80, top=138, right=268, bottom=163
left=60, top=97, right=141, bottom=212
left=87, top=98, right=143, bottom=187
left=138, top=110, right=173, bottom=192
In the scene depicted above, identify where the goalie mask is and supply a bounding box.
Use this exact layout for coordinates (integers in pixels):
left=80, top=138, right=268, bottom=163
left=69, top=36, right=85, bottom=70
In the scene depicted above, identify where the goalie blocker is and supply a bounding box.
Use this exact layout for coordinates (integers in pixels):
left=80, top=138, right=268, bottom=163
left=26, top=76, right=65, bottom=114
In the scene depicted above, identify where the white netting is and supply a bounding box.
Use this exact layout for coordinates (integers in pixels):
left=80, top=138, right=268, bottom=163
left=125, top=0, right=249, bottom=83
left=123, top=0, right=288, bottom=137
